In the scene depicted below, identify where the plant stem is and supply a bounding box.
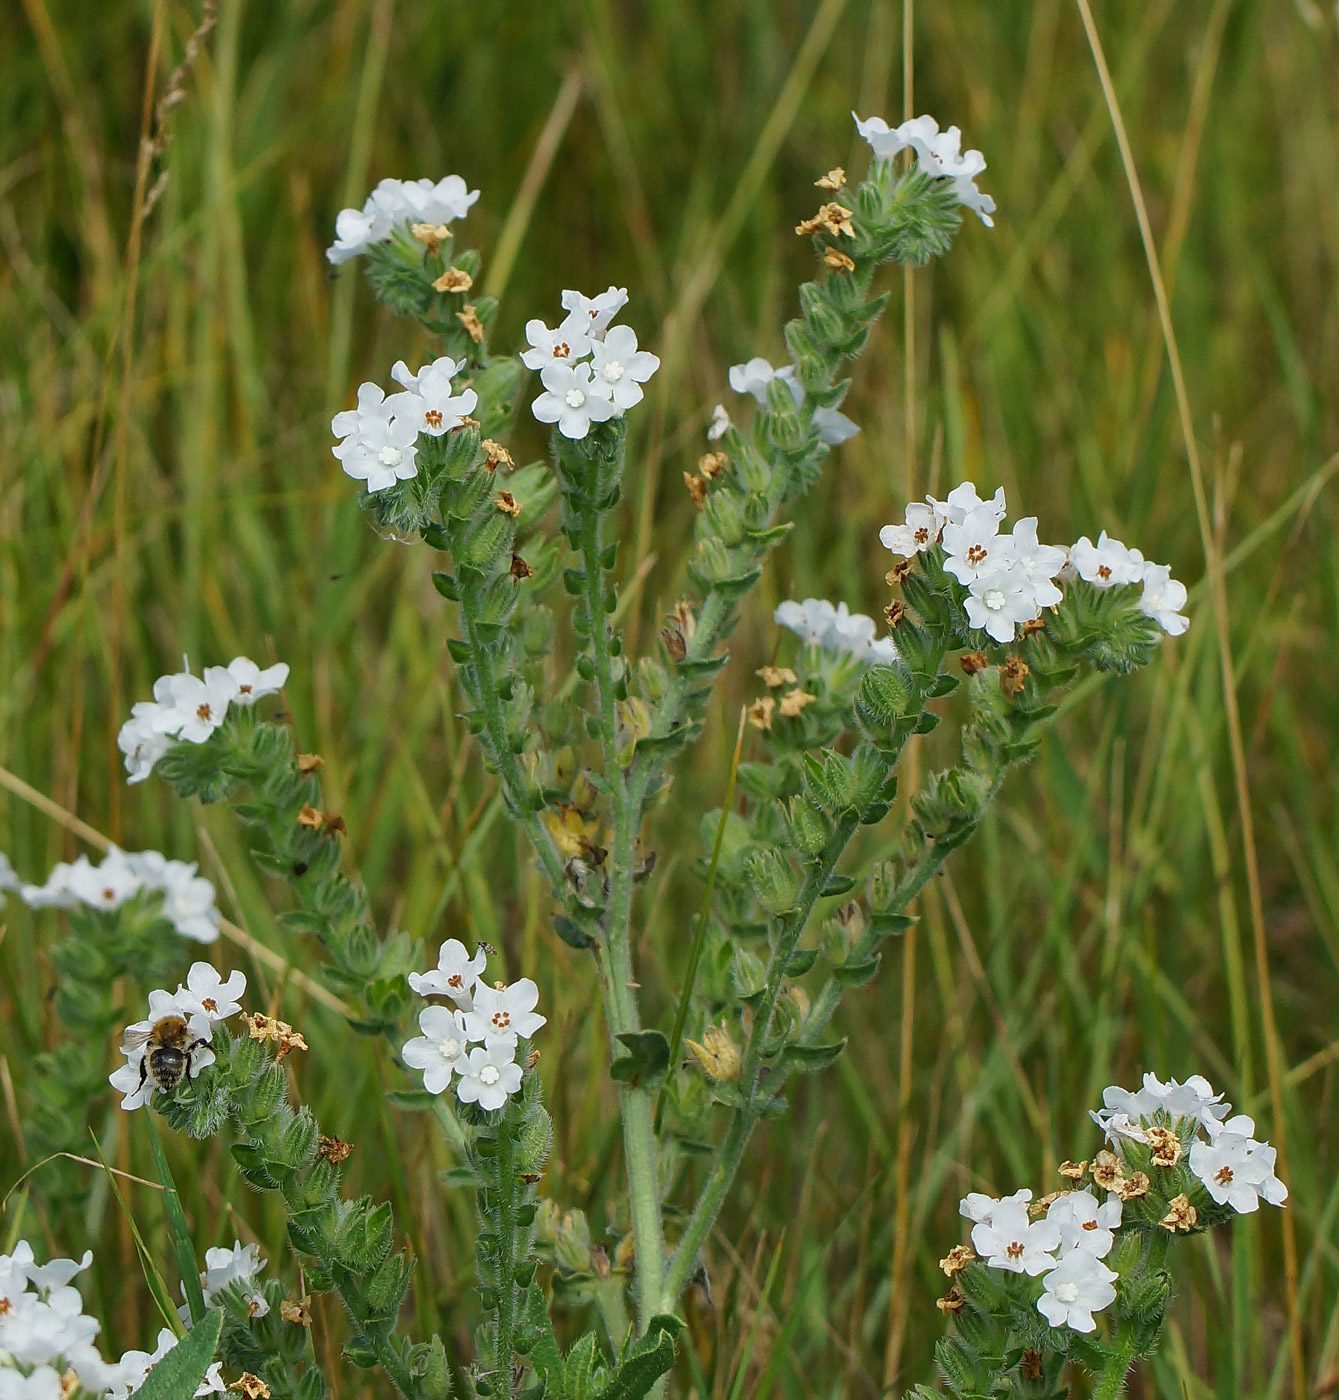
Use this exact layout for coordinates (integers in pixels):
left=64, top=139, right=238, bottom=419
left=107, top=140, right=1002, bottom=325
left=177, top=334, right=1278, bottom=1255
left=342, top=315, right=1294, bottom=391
left=493, top=1106, right=520, bottom=1399
left=1091, top=1333, right=1139, bottom=1400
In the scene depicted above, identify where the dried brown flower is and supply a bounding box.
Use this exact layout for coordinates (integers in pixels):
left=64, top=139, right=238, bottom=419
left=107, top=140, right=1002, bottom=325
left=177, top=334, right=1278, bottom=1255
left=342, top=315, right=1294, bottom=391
left=232, top=1376, right=270, bottom=1400
left=317, top=1134, right=353, bottom=1164
left=935, top=1286, right=966, bottom=1315
left=1021, top=1351, right=1043, bottom=1382
left=411, top=221, right=450, bottom=251
left=482, top=439, right=514, bottom=471
left=509, top=554, right=534, bottom=581
left=1021, top=617, right=1047, bottom=638
left=939, top=1243, right=976, bottom=1277
left=815, top=168, right=846, bottom=190
left=280, top=1295, right=312, bottom=1326
left=495, top=490, right=520, bottom=517
left=456, top=305, right=485, bottom=342
left=297, top=753, right=323, bottom=774
left=778, top=688, right=816, bottom=718
left=795, top=202, right=855, bottom=239
left=885, top=557, right=915, bottom=586
left=683, top=471, right=709, bottom=507
left=746, top=696, right=776, bottom=731
left=697, top=450, right=728, bottom=479
left=297, top=805, right=322, bottom=828
left=1117, top=1171, right=1150, bottom=1201
left=884, top=600, right=907, bottom=629
left=685, top=1025, right=741, bottom=1083
left=1059, top=1159, right=1089, bottom=1181
left=1146, top=1126, right=1184, bottom=1167
left=824, top=248, right=856, bottom=272
left=756, top=665, right=797, bottom=689
left=959, top=652, right=989, bottom=676
left=999, top=656, right=1030, bottom=697
left=242, top=1012, right=308, bottom=1058
left=432, top=266, right=473, bottom=293
left=1160, top=1194, right=1197, bottom=1232
left=1091, top=1150, right=1126, bottom=1192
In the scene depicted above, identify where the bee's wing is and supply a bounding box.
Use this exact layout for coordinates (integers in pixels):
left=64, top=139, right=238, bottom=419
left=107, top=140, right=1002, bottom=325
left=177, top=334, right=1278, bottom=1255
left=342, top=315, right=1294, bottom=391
left=121, top=1027, right=154, bottom=1051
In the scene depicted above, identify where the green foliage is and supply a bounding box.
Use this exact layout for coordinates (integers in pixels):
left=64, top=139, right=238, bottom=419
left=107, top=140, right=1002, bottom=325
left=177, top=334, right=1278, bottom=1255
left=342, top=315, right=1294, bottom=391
left=133, top=1310, right=224, bottom=1400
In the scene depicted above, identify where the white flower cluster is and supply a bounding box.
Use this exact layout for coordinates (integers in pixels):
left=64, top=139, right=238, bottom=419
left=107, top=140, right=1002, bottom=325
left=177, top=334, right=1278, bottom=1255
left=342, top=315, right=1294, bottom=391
left=853, top=112, right=996, bottom=227
left=331, top=357, right=479, bottom=492
left=774, top=598, right=898, bottom=666
left=0, top=1241, right=223, bottom=1399
left=880, top=483, right=1189, bottom=643
left=1094, top=1072, right=1288, bottom=1214
left=403, top=939, right=545, bottom=1111
left=108, top=964, right=246, bottom=1110
left=0, top=846, right=220, bottom=943
left=726, top=357, right=858, bottom=446
left=176, top=1243, right=268, bottom=1325
left=962, top=1187, right=1121, bottom=1333
left=526, top=288, right=660, bottom=439
left=118, top=656, right=289, bottom=784
left=326, top=175, right=479, bottom=264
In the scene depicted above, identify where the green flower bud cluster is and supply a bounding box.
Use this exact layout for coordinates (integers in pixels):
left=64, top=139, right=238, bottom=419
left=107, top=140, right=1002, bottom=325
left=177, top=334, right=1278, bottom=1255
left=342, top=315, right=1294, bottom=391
left=155, top=710, right=418, bottom=1035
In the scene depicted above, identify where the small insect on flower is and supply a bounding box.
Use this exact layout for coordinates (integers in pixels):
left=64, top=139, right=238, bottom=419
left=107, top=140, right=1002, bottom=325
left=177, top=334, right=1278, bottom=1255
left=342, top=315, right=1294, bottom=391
left=125, top=1016, right=210, bottom=1096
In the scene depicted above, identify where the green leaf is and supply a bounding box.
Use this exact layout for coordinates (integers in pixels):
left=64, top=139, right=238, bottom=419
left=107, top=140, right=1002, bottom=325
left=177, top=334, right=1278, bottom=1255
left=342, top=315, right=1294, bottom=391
left=386, top=1089, right=439, bottom=1112
left=132, top=1309, right=223, bottom=1400
left=592, top=1316, right=682, bottom=1400
left=820, top=874, right=856, bottom=897
left=779, top=1039, right=847, bottom=1075
left=553, top=915, right=596, bottom=951
left=610, top=1030, right=671, bottom=1087
left=831, top=955, right=881, bottom=987
left=784, top=948, right=819, bottom=976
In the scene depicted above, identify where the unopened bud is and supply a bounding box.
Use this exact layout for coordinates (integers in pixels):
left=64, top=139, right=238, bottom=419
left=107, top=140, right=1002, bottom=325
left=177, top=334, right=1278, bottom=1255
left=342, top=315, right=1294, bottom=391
left=685, top=1025, right=742, bottom=1082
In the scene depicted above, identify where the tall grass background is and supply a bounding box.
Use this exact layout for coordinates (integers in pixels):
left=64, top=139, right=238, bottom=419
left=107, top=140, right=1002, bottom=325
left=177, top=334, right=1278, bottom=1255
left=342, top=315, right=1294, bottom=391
left=2, top=1, right=1337, bottom=1395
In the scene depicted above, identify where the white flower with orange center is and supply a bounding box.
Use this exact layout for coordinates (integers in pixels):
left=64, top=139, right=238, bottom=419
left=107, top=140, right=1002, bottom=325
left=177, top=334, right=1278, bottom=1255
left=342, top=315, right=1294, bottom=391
left=465, top=977, right=547, bottom=1045
left=388, top=356, right=478, bottom=436
left=880, top=502, right=940, bottom=557
left=970, top=1198, right=1060, bottom=1275
left=1045, top=1189, right=1121, bottom=1259
left=409, top=937, right=488, bottom=1009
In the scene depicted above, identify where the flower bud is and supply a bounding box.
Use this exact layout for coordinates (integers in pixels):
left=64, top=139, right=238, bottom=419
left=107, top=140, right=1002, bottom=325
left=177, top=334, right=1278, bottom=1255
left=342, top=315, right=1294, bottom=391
left=638, top=656, right=669, bottom=700
left=684, top=1024, right=741, bottom=1082
left=744, top=847, right=801, bottom=915
left=694, top=536, right=732, bottom=583
left=534, top=1199, right=563, bottom=1245
left=783, top=796, right=830, bottom=855
left=554, top=1208, right=592, bottom=1275
left=703, top=491, right=745, bottom=546
left=731, top=947, right=767, bottom=998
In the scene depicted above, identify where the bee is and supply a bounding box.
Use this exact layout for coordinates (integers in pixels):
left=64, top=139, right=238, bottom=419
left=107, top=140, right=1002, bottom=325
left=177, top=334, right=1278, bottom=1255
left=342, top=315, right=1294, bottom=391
left=124, top=1016, right=210, bottom=1097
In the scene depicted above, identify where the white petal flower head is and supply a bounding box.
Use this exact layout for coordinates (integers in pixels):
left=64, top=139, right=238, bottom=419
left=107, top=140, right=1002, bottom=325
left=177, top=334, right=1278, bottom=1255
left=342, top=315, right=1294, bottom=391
left=200, top=1242, right=267, bottom=1318
left=1138, top=561, right=1189, bottom=636
left=852, top=112, right=995, bottom=225
left=185, top=963, right=246, bottom=1022
left=727, top=357, right=804, bottom=408
left=1101, top=1072, right=1228, bottom=1131
left=399, top=174, right=479, bottom=225
left=465, top=977, right=547, bottom=1045
left=332, top=381, right=394, bottom=444
left=825, top=602, right=898, bottom=663
left=1046, top=1188, right=1121, bottom=1258
left=942, top=505, right=1014, bottom=586
left=964, top=566, right=1039, bottom=644
left=0, top=1367, right=64, bottom=1400
left=21, top=1248, right=93, bottom=1294
left=880, top=502, right=940, bottom=557
left=1037, top=1250, right=1118, bottom=1332
left=959, top=1187, right=1032, bottom=1225
left=131, top=855, right=221, bottom=944
left=812, top=405, right=859, bottom=445
left=560, top=285, right=628, bottom=339
left=2, top=1283, right=101, bottom=1365
left=589, top=325, right=660, bottom=411
left=63, top=848, right=144, bottom=912
left=531, top=362, right=618, bottom=440
left=0, top=852, right=13, bottom=896
left=931, top=482, right=1007, bottom=528
left=118, top=703, right=172, bottom=784
left=456, top=1041, right=524, bottom=1112
left=225, top=657, right=289, bottom=704
left=409, top=937, right=488, bottom=1008
left=971, top=1199, right=1061, bottom=1275
left=402, top=1005, right=473, bottom=1095
left=520, top=315, right=592, bottom=371
left=707, top=404, right=731, bottom=441
left=1070, top=531, right=1143, bottom=589
left=109, top=987, right=214, bottom=1110
left=774, top=597, right=839, bottom=647
left=1008, top=518, right=1067, bottom=608
left=388, top=357, right=479, bottom=436
left=1190, top=1122, right=1287, bottom=1213
left=326, top=203, right=395, bottom=265
left=18, top=860, right=80, bottom=910
left=338, top=413, right=422, bottom=492
left=153, top=669, right=239, bottom=744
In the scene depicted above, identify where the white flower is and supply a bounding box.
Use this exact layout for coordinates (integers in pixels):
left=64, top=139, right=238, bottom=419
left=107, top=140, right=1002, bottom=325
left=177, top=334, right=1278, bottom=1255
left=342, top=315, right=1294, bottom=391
left=1098, top=1073, right=1229, bottom=1131
left=930, top=482, right=1007, bottom=528
left=157, top=865, right=222, bottom=944
left=943, top=505, right=1013, bottom=586
left=560, top=286, right=628, bottom=338
left=183, top=963, right=246, bottom=1022
left=727, top=357, right=803, bottom=408
left=1037, top=1250, right=1118, bottom=1332
left=1069, top=532, right=1143, bottom=589
left=1046, top=1189, right=1121, bottom=1258
left=1190, top=1115, right=1288, bottom=1212
left=151, top=669, right=239, bottom=744
left=1138, top=561, right=1189, bottom=635
left=22, top=1249, right=93, bottom=1294
left=811, top=405, right=859, bottom=445
left=409, top=938, right=488, bottom=1007
left=707, top=404, right=731, bottom=440
left=102, top=1327, right=226, bottom=1400
left=959, top=1187, right=1032, bottom=1225
left=964, top=567, right=1038, bottom=643
left=531, top=362, right=619, bottom=440
left=331, top=380, right=394, bottom=441
left=465, top=978, right=547, bottom=1045
left=852, top=112, right=996, bottom=226
left=971, top=1198, right=1061, bottom=1275
left=0, top=1367, right=62, bottom=1400
left=326, top=175, right=478, bottom=263
left=402, top=1006, right=473, bottom=1094
left=456, top=1041, right=523, bottom=1111
left=199, top=1241, right=267, bottom=1318
left=398, top=174, right=479, bottom=225
left=1090, top=1110, right=1150, bottom=1146
left=589, top=325, right=660, bottom=411
left=118, top=702, right=172, bottom=783
left=879, top=502, right=940, bottom=557
left=62, top=849, right=143, bottom=912
left=388, top=358, right=479, bottom=437
left=520, top=315, right=591, bottom=371
left=1007, top=518, right=1067, bottom=608
left=774, top=597, right=837, bottom=646
left=225, top=657, right=289, bottom=704
left=335, top=411, right=421, bottom=493
left=1, top=1285, right=100, bottom=1365
left=774, top=598, right=895, bottom=665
